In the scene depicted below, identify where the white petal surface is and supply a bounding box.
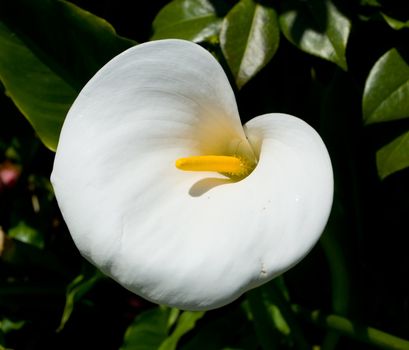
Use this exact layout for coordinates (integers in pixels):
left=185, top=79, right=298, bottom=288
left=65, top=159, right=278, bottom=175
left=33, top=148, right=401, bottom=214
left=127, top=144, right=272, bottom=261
left=52, top=39, right=333, bottom=310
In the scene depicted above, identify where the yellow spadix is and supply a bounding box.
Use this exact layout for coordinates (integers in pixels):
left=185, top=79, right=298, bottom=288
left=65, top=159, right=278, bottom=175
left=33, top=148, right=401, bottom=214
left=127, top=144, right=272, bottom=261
left=175, top=155, right=253, bottom=178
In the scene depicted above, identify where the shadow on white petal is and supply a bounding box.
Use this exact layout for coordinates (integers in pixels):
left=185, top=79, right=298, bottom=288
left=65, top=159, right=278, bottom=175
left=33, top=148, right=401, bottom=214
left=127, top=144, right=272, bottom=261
left=189, top=177, right=233, bottom=197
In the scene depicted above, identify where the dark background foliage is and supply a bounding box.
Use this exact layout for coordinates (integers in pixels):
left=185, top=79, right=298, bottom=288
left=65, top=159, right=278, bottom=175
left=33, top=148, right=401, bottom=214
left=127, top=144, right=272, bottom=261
left=1, top=0, right=409, bottom=349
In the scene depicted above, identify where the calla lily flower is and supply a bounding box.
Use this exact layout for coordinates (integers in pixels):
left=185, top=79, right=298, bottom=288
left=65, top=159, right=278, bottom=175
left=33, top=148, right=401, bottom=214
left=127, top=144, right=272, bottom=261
left=51, top=39, right=333, bottom=310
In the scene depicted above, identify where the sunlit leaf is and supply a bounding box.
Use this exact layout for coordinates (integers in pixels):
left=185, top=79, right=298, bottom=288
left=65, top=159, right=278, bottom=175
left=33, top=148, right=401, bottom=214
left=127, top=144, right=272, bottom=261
left=246, top=282, right=309, bottom=349
left=0, top=0, right=135, bottom=151
left=159, top=311, right=205, bottom=350
left=0, top=318, right=25, bottom=334
left=267, top=304, right=290, bottom=336
left=243, top=296, right=290, bottom=335
left=167, top=308, right=181, bottom=331
left=121, top=307, right=170, bottom=350
left=8, top=222, right=44, bottom=249
left=279, top=0, right=350, bottom=70
left=220, top=0, right=279, bottom=89
left=152, top=0, right=223, bottom=42
left=381, top=13, right=409, bottom=30
left=0, top=317, right=25, bottom=348
left=363, top=48, right=409, bottom=124
left=122, top=307, right=204, bottom=350
left=58, top=264, right=103, bottom=331
left=376, top=130, right=409, bottom=179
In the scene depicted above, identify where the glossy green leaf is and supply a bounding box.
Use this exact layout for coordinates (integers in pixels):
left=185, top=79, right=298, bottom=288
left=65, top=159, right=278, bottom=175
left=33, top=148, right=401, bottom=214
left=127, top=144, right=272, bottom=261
left=279, top=0, right=350, bottom=70
left=121, top=307, right=170, bottom=350
left=247, top=282, right=309, bottom=350
left=246, top=288, right=282, bottom=349
left=381, top=13, right=409, bottom=30
left=152, top=0, right=222, bottom=42
left=181, top=305, right=257, bottom=350
left=58, top=264, right=103, bottom=331
left=244, top=281, right=290, bottom=337
left=122, top=307, right=204, bottom=350
left=220, top=0, right=279, bottom=89
left=0, top=0, right=135, bottom=151
left=376, top=130, right=409, bottom=179
left=8, top=222, right=44, bottom=249
left=159, top=311, right=205, bottom=350
left=0, top=22, right=77, bottom=151
left=363, top=48, right=409, bottom=124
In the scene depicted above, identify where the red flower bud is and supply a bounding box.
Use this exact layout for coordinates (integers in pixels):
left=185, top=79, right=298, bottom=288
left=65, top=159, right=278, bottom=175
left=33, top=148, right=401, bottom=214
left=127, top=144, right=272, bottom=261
left=0, top=161, right=21, bottom=191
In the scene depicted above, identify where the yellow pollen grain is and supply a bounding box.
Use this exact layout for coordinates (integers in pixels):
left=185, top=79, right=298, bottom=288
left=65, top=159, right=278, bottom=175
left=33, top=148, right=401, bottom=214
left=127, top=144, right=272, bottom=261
left=175, top=155, right=252, bottom=178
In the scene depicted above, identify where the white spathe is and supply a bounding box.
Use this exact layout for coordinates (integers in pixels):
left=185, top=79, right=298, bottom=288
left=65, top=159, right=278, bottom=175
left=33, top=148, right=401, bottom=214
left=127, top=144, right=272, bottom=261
left=51, top=39, right=333, bottom=310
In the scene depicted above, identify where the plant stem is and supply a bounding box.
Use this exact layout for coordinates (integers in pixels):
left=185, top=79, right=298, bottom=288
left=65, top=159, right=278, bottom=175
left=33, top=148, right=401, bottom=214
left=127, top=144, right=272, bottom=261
left=294, top=306, right=409, bottom=350
left=320, top=220, right=350, bottom=316
left=320, top=194, right=352, bottom=349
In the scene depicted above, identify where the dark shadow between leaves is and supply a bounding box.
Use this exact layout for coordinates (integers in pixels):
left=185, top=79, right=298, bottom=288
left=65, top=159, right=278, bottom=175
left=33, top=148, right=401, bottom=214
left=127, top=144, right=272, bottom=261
left=189, top=177, right=233, bottom=197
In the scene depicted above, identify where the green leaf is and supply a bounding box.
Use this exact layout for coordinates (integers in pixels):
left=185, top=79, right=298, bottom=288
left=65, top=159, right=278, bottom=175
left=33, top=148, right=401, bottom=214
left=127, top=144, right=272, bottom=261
left=244, top=282, right=290, bottom=337
left=246, top=288, right=281, bottom=350
left=152, top=0, right=223, bottom=42
left=0, top=22, right=77, bottom=151
left=0, top=0, right=135, bottom=151
left=181, top=305, right=257, bottom=350
left=360, top=0, right=381, bottom=6
left=0, top=318, right=25, bottom=334
left=0, top=234, right=64, bottom=272
left=0, top=318, right=25, bottom=348
left=363, top=48, right=409, bottom=124
left=8, top=221, right=44, bottom=249
left=246, top=282, right=309, bottom=350
left=167, top=308, right=181, bottom=331
left=279, top=0, right=350, bottom=70
left=58, top=264, right=103, bottom=331
left=220, top=0, right=279, bottom=89
left=122, top=307, right=204, bottom=350
left=121, top=307, right=170, bottom=350
left=381, top=13, right=409, bottom=30
left=376, top=130, right=409, bottom=179
left=159, top=311, right=205, bottom=350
